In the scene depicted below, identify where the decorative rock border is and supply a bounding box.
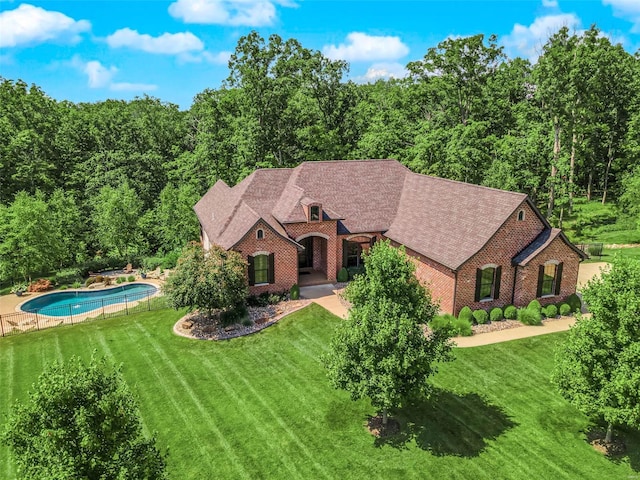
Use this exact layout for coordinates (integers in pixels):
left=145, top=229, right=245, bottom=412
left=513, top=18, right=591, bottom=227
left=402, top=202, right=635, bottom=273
left=173, top=299, right=312, bottom=341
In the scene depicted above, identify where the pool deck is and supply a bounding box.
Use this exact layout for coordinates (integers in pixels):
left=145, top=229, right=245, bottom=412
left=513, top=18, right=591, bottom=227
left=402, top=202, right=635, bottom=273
left=0, top=278, right=163, bottom=316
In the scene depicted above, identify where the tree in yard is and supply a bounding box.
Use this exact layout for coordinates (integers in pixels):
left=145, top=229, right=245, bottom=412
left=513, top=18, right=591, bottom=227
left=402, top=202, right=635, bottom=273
left=323, top=240, right=452, bottom=427
left=552, top=257, right=640, bottom=444
left=163, top=242, right=248, bottom=317
left=3, top=355, right=167, bottom=480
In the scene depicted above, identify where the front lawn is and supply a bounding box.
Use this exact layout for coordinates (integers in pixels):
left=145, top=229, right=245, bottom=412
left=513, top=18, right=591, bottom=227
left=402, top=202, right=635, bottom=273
left=0, top=305, right=638, bottom=479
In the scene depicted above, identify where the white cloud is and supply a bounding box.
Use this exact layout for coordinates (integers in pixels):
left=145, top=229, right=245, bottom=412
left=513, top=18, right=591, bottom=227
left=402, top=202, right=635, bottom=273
left=603, top=0, right=640, bottom=32
left=110, top=82, right=158, bottom=92
left=0, top=3, right=90, bottom=48
left=178, top=50, right=231, bottom=64
left=83, top=60, right=118, bottom=88
left=168, top=0, right=294, bottom=26
left=359, top=62, right=408, bottom=82
left=106, top=28, right=204, bottom=55
left=322, top=32, right=409, bottom=62
left=71, top=57, right=158, bottom=92
left=542, top=0, right=558, bottom=7
left=502, top=13, right=581, bottom=61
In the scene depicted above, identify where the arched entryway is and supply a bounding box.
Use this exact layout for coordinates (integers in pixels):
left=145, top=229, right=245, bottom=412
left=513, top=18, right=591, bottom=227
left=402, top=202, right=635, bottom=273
left=296, top=234, right=329, bottom=286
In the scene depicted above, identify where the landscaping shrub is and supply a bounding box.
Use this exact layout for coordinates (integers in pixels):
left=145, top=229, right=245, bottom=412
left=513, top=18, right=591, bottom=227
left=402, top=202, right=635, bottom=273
left=116, top=277, right=125, bottom=284
left=289, top=283, right=300, bottom=300
left=429, top=314, right=454, bottom=332
left=504, top=305, right=517, bottom=320
left=85, top=277, right=97, bottom=287
left=267, top=293, right=281, bottom=304
left=58, top=285, right=68, bottom=290
left=28, top=279, right=51, bottom=292
left=142, top=256, right=163, bottom=272
left=559, top=303, right=571, bottom=316
left=490, top=307, right=504, bottom=322
left=103, top=277, right=113, bottom=286
left=566, top=293, right=582, bottom=313
left=544, top=304, right=558, bottom=318
left=518, top=307, right=542, bottom=326
left=347, top=265, right=365, bottom=280
left=221, top=304, right=248, bottom=326
left=337, top=267, right=349, bottom=283
left=161, top=250, right=181, bottom=269
left=127, top=275, right=135, bottom=282
left=527, top=299, right=542, bottom=312
left=241, top=317, right=253, bottom=327
left=458, top=306, right=473, bottom=323
left=451, top=317, right=473, bottom=336
left=473, top=309, right=489, bottom=325
left=53, top=268, right=81, bottom=286
left=246, top=291, right=287, bottom=307
left=71, top=281, right=82, bottom=289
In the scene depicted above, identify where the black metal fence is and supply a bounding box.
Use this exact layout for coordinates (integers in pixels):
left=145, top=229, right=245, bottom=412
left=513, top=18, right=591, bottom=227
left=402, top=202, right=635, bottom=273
left=0, top=290, right=167, bottom=337
left=575, top=242, right=604, bottom=259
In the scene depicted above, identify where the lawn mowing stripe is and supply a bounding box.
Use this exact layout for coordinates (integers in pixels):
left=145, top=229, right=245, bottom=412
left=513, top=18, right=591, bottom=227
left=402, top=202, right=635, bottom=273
left=194, top=353, right=305, bottom=479
left=1, top=345, right=15, bottom=480
left=214, top=351, right=332, bottom=480
left=287, top=321, right=333, bottom=354
left=119, top=322, right=216, bottom=469
left=134, top=321, right=252, bottom=480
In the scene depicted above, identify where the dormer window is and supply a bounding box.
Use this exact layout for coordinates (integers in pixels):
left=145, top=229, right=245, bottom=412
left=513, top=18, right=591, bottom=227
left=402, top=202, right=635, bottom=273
left=256, top=229, right=264, bottom=240
left=310, top=205, right=320, bottom=222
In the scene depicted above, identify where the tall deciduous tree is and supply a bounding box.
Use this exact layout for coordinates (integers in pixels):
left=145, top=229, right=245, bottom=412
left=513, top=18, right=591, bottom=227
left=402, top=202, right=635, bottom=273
left=3, top=355, right=167, bottom=479
left=324, top=240, right=452, bottom=427
left=553, top=257, right=640, bottom=443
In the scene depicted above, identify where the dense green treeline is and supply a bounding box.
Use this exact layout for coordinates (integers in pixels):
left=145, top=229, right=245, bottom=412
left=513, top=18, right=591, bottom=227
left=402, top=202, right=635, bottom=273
left=1, top=26, right=640, bottom=283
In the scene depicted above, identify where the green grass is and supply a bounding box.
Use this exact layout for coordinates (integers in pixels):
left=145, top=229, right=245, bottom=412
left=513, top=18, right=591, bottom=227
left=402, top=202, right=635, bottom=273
left=583, top=247, right=640, bottom=263
left=1, top=305, right=638, bottom=479
left=562, top=198, right=640, bottom=245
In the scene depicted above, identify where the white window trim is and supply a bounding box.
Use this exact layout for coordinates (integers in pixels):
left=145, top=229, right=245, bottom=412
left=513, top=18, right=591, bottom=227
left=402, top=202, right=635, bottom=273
left=295, top=232, right=330, bottom=242
left=251, top=251, right=270, bottom=257
left=345, top=233, right=374, bottom=241
left=517, top=209, right=525, bottom=221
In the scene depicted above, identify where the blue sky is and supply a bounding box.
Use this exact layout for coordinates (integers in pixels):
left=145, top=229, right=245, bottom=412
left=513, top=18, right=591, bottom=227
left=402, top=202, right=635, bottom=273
left=1, top=0, right=639, bottom=109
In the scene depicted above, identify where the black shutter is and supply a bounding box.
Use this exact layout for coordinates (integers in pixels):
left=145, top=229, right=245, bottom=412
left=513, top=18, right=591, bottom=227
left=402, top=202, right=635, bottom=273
left=248, top=256, right=255, bottom=286
left=268, top=253, right=275, bottom=284
left=536, top=265, right=545, bottom=297
left=474, top=268, right=483, bottom=302
left=370, top=236, right=377, bottom=247
left=494, top=266, right=502, bottom=300
left=342, top=239, right=349, bottom=268
left=554, top=262, right=563, bottom=295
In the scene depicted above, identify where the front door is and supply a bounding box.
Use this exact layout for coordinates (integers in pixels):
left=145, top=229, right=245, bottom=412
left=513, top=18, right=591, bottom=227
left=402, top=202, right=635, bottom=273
left=298, top=237, right=313, bottom=269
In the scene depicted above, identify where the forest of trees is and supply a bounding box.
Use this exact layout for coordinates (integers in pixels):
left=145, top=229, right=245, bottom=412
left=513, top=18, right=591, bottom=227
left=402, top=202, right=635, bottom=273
left=1, top=26, right=640, bottom=284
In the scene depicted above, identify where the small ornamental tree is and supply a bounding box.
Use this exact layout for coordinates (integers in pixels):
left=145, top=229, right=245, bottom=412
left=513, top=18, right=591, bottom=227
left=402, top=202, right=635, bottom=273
left=3, top=355, right=167, bottom=480
left=324, top=240, right=452, bottom=427
left=553, top=257, right=640, bottom=444
left=163, top=242, right=247, bottom=317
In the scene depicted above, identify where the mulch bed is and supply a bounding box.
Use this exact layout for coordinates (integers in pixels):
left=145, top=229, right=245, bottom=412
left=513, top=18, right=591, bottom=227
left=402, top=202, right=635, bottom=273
left=173, top=299, right=311, bottom=341
left=587, top=429, right=627, bottom=456
left=367, top=415, right=401, bottom=438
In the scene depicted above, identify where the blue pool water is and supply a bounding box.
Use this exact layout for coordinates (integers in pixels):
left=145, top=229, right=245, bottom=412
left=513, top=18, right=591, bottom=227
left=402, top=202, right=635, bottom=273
left=20, top=283, right=158, bottom=317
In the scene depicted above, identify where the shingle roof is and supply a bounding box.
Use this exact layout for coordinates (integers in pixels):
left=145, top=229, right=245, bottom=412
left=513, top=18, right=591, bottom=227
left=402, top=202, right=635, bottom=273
left=384, top=174, right=527, bottom=270
left=512, top=228, right=588, bottom=266
left=195, top=159, right=533, bottom=267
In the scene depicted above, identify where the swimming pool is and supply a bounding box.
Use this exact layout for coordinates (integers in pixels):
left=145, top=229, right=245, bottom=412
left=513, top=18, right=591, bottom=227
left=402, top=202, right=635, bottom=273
left=19, top=283, right=159, bottom=317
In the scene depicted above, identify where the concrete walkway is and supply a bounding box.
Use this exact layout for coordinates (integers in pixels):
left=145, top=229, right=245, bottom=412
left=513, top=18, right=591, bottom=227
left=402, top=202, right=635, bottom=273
left=300, top=284, right=348, bottom=319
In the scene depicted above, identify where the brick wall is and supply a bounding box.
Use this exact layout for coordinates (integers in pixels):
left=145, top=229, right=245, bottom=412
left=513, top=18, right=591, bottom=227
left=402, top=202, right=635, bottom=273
left=233, top=220, right=299, bottom=295
left=513, top=236, right=581, bottom=307
left=453, top=201, right=545, bottom=314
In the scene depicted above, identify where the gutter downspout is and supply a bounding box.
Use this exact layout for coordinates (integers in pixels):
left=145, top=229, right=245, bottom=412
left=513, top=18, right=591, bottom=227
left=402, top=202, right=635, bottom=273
left=511, top=264, right=518, bottom=306
left=452, top=270, right=458, bottom=315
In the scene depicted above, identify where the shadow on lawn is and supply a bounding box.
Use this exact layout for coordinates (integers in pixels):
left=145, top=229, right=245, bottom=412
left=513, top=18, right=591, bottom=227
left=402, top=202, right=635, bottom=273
left=374, top=388, right=517, bottom=457
left=586, top=424, right=640, bottom=472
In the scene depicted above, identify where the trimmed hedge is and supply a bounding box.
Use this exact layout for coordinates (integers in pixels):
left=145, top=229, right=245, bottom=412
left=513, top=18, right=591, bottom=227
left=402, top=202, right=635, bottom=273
left=504, top=305, right=517, bottom=320
left=543, top=304, right=558, bottom=318
left=559, top=303, right=571, bottom=316
left=566, top=293, right=582, bottom=313
left=490, top=307, right=504, bottom=322
left=473, top=309, right=489, bottom=325
left=518, top=307, right=542, bottom=326
left=337, top=267, right=349, bottom=283
left=429, top=314, right=454, bottom=332
left=290, top=283, right=300, bottom=300
left=458, top=306, right=473, bottom=324
left=527, top=299, right=542, bottom=312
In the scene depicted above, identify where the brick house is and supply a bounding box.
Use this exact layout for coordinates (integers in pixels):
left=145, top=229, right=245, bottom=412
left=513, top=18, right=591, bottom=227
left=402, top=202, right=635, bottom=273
left=194, top=160, right=587, bottom=314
